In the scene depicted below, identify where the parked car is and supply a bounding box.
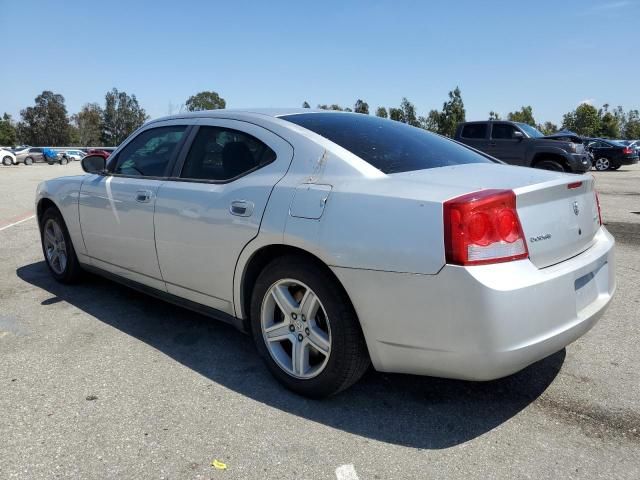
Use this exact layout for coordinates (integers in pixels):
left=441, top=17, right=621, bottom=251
left=13, top=146, right=45, bottom=165
left=86, top=149, right=112, bottom=159
left=586, top=139, right=639, bottom=171
left=36, top=110, right=615, bottom=397
left=454, top=121, right=591, bottom=173
left=62, top=149, right=86, bottom=161
left=1, top=148, right=17, bottom=166
left=43, top=148, right=68, bottom=165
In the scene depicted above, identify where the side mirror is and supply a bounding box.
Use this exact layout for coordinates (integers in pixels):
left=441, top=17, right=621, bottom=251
left=513, top=131, right=524, bottom=141
left=81, top=155, right=106, bottom=174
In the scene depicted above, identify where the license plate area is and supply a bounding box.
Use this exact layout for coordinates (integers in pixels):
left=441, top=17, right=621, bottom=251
left=575, top=261, right=608, bottom=313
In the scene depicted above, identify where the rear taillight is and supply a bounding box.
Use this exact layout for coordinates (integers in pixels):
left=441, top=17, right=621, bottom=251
left=443, top=189, right=529, bottom=266
left=622, top=147, right=633, bottom=155
left=595, top=190, right=602, bottom=225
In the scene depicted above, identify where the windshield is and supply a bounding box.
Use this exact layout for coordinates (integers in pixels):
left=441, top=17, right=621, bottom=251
left=517, top=123, right=544, bottom=138
left=280, top=113, right=493, bottom=174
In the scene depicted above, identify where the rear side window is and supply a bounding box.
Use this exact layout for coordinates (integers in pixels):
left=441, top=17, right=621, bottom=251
left=281, top=113, right=492, bottom=174
left=180, top=126, right=276, bottom=181
left=491, top=124, right=519, bottom=139
left=461, top=124, right=487, bottom=139
left=112, top=126, right=186, bottom=177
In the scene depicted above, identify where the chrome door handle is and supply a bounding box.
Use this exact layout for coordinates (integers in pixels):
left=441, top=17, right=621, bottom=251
left=230, top=200, right=254, bottom=217
left=136, top=190, right=152, bottom=203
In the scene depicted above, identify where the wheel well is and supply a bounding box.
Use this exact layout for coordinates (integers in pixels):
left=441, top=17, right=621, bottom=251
left=532, top=153, right=569, bottom=171
left=240, top=245, right=351, bottom=327
left=37, top=198, right=58, bottom=225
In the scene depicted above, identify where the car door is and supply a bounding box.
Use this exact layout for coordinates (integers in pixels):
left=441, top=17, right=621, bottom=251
left=154, top=119, right=294, bottom=314
left=488, top=123, right=527, bottom=165
left=458, top=123, right=489, bottom=153
left=29, top=147, right=44, bottom=162
left=79, top=122, right=190, bottom=290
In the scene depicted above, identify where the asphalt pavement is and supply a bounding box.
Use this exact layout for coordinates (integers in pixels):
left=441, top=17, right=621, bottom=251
left=0, top=162, right=638, bottom=479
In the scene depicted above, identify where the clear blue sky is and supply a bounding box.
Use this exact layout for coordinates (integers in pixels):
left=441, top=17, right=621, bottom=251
left=1, top=0, right=639, bottom=125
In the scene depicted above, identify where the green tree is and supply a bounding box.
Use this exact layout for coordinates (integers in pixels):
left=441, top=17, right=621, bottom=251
left=624, top=110, right=640, bottom=138
left=72, top=103, right=103, bottom=146
left=17, top=91, right=71, bottom=146
left=507, top=106, right=536, bottom=126
left=420, top=110, right=440, bottom=132
left=436, top=86, right=466, bottom=137
left=354, top=99, right=369, bottom=114
left=101, top=88, right=148, bottom=146
left=317, top=104, right=329, bottom=110
left=329, top=104, right=343, bottom=111
left=562, top=103, right=600, bottom=136
left=185, top=91, right=226, bottom=111
left=0, top=113, right=17, bottom=146
left=389, top=108, right=403, bottom=121
left=489, top=111, right=501, bottom=120
left=302, top=101, right=310, bottom=108
left=598, top=110, right=620, bottom=138
left=399, top=97, right=419, bottom=126
left=539, top=121, right=558, bottom=135
left=375, top=107, right=388, bottom=118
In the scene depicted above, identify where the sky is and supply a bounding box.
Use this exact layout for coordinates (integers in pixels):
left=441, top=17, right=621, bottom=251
left=1, top=0, right=639, bottom=126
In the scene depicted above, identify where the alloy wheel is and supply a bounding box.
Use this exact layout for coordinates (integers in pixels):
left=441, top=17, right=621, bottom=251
left=595, top=157, right=610, bottom=171
left=261, top=279, right=332, bottom=379
left=43, top=218, right=68, bottom=275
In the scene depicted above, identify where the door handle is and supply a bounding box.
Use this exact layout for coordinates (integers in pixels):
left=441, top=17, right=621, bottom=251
left=229, top=200, right=254, bottom=217
left=135, top=190, right=152, bottom=203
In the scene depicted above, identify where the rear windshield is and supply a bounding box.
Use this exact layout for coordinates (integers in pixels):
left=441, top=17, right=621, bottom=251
left=280, top=113, right=493, bottom=174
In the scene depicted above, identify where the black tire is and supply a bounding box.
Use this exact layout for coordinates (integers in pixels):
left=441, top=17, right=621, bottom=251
left=47, top=162, right=54, bottom=165
left=250, top=255, right=370, bottom=398
left=40, top=207, right=83, bottom=283
left=535, top=159, right=565, bottom=172
left=60, top=157, right=68, bottom=165
left=594, top=157, right=610, bottom=171
left=2, top=156, right=12, bottom=166
left=24, top=157, right=33, bottom=165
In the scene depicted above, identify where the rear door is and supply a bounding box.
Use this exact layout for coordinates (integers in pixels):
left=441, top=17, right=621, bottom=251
left=79, top=122, right=189, bottom=290
left=154, top=119, right=294, bottom=314
left=458, top=123, right=489, bottom=152
left=488, top=123, right=527, bottom=165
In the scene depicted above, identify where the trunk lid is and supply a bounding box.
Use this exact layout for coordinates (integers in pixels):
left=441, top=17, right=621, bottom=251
left=391, top=163, right=599, bottom=268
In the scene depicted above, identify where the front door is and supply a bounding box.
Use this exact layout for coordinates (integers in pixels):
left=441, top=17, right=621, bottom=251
left=488, top=123, right=528, bottom=165
left=154, top=120, right=294, bottom=314
left=79, top=124, right=189, bottom=290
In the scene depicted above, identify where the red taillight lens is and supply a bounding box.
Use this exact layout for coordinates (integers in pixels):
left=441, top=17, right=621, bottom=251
left=443, top=189, right=529, bottom=266
left=622, top=147, right=633, bottom=155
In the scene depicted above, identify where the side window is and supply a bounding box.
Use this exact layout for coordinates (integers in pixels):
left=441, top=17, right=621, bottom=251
left=180, top=126, right=277, bottom=181
left=31, top=148, right=43, bottom=153
left=461, top=124, right=487, bottom=139
left=112, top=126, right=186, bottom=177
left=491, top=124, right=518, bottom=140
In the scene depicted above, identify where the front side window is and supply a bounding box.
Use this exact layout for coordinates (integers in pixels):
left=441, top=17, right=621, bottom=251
left=112, top=126, right=186, bottom=177
left=180, top=126, right=276, bottom=181
left=491, top=124, right=519, bottom=140
left=280, top=113, right=492, bottom=174
left=461, top=123, right=487, bottom=139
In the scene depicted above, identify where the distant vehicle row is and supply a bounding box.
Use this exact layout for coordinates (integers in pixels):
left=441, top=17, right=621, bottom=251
left=1, top=146, right=114, bottom=166
left=455, top=120, right=638, bottom=172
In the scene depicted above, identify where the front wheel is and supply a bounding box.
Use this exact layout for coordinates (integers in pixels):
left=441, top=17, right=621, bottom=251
left=2, top=156, right=12, bottom=166
left=24, top=157, right=33, bottom=165
left=60, top=157, right=68, bottom=165
left=40, top=207, right=83, bottom=283
left=250, top=256, right=370, bottom=397
left=594, top=157, right=610, bottom=171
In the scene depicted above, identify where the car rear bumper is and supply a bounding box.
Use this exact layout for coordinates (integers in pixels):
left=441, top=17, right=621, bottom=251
left=332, top=227, right=615, bottom=380
left=618, top=155, right=639, bottom=166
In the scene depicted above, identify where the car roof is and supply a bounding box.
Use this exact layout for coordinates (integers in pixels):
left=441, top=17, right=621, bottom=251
left=145, top=108, right=345, bottom=125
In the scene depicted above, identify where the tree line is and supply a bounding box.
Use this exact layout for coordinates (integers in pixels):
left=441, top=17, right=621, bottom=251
left=1, top=87, right=638, bottom=147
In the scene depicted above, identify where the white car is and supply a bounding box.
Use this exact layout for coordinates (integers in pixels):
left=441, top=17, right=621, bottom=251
left=63, top=149, right=86, bottom=161
left=1, top=148, right=17, bottom=166
left=36, top=110, right=616, bottom=397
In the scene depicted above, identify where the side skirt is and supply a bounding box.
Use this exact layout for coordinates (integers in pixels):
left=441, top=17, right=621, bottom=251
left=82, top=264, right=248, bottom=333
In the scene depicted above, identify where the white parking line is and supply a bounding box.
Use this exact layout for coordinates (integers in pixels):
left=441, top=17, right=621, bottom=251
left=335, top=464, right=360, bottom=480
left=0, top=214, right=36, bottom=232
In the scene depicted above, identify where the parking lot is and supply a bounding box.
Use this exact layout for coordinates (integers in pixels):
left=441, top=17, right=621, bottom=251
left=1, top=163, right=639, bottom=479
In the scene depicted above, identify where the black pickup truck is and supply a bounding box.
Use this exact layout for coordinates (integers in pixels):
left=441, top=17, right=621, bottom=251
left=454, top=121, right=591, bottom=173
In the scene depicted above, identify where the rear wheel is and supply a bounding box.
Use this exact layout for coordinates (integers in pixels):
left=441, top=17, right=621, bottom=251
left=594, top=157, right=610, bottom=171
left=60, top=157, right=68, bottom=165
left=24, top=157, right=33, bottom=165
left=250, top=255, right=370, bottom=397
left=2, top=156, right=12, bottom=166
left=40, top=207, right=83, bottom=283
left=535, top=159, right=565, bottom=172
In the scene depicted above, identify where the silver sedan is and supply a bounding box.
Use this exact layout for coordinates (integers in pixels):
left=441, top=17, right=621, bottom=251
left=35, top=109, right=615, bottom=397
